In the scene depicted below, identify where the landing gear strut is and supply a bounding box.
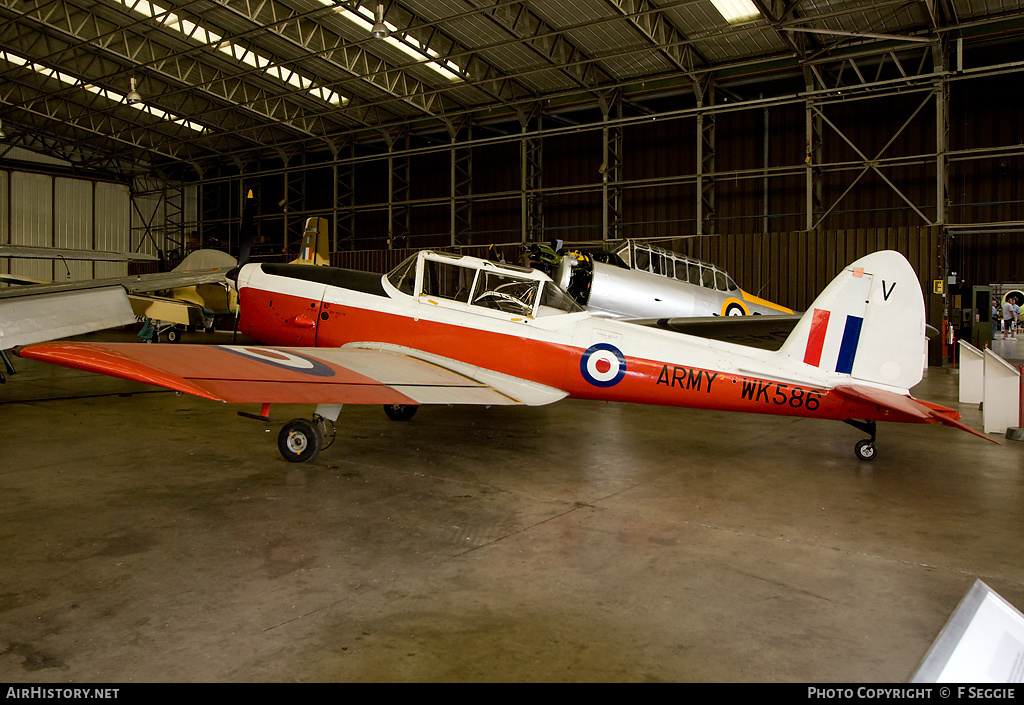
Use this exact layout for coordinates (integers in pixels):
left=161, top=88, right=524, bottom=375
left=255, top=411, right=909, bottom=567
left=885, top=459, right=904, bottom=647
left=0, top=350, right=15, bottom=383
left=844, top=420, right=877, bottom=461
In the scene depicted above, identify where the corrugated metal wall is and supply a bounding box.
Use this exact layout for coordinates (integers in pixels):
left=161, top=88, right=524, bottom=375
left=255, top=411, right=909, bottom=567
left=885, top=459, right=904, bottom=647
left=1, top=169, right=132, bottom=281
left=10, top=171, right=52, bottom=281
left=332, top=244, right=495, bottom=274
left=949, top=232, right=1024, bottom=287
left=666, top=227, right=942, bottom=316
left=54, top=177, right=94, bottom=281
left=95, top=182, right=131, bottom=279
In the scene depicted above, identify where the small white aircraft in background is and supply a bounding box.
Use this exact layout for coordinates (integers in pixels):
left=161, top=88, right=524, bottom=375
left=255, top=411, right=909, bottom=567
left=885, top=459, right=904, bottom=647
left=555, top=239, right=794, bottom=319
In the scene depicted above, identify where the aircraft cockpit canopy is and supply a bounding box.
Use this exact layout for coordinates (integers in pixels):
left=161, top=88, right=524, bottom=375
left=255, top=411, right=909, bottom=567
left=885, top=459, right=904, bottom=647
left=613, top=240, right=740, bottom=294
left=387, top=251, right=584, bottom=318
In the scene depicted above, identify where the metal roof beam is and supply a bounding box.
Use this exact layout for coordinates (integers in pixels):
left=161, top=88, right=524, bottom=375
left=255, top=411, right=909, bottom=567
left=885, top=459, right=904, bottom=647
left=604, top=0, right=711, bottom=83
left=0, top=0, right=331, bottom=137
left=470, top=0, right=614, bottom=96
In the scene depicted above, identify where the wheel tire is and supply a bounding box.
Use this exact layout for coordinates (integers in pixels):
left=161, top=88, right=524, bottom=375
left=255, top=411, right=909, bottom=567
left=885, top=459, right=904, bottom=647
left=166, top=328, right=182, bottom=344
left=383, top=404, right=419, bottom=421
left=854, top=439, right=877, bottom=461
left=278, top=418, right=322, bottom=463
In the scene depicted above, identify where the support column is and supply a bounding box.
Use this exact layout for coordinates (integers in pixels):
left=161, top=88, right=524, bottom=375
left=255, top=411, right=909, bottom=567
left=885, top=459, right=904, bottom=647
left=385, top=131, right=410, bottom=250
left=449, top=120, right=472, bottom=248
left=695, top=76, right=715, bottom=235
left=283, top=152, right=307, bottom=256
left=601, top=90, right=623, bottom=241
left=934, top=39, right=952, bottom=364
left=519, top=109, right=543, bottom=244
left=332, top=140, right=355, bottom=252
left=804, top=98, right=823, bottom=232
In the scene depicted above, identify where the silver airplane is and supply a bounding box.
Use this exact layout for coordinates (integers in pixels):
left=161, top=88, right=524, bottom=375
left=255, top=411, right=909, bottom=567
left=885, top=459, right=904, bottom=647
left=554, top=239, right=794, bottom=320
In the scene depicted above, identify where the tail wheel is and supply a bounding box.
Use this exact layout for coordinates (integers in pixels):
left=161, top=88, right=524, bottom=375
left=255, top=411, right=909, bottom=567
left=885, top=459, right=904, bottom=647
left=278, top=418, right=322, bottom=463
left=854, top=439, right=877, bottom=461
left=383, top=404, right=419, bottom=421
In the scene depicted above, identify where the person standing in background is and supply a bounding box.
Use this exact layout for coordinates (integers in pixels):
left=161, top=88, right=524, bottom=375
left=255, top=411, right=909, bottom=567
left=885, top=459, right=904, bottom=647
left=1002, top=296, right=1015, bottom=339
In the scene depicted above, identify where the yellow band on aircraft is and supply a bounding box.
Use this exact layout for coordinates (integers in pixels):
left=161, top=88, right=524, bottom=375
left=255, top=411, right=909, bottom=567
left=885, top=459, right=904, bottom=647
left=738, top=291, right=793, bottom=314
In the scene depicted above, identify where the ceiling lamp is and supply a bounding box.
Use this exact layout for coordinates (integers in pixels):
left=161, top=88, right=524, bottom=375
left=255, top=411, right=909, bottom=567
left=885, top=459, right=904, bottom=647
left=0, top=119, right=6, bottom=139
left=709, top=0, right=761, bottom=24
left=126, top=76, right=142, bottom=104
left=371, top=4, right=389, bottom=39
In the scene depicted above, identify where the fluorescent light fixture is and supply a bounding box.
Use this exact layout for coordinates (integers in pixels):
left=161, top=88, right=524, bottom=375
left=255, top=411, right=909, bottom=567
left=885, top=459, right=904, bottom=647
left=320, top=1, right=464, bottom=82
left=710, top=0, right=761, bottom=24
left=0, top=50, right=208, bottom=133
left=121, top=0, right=349, bottom=107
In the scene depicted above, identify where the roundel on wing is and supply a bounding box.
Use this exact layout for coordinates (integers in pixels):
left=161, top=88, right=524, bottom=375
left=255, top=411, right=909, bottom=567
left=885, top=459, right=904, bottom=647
left=218, top=346, right=336, bottom=377
left=580, top=343, right=627, bottom=387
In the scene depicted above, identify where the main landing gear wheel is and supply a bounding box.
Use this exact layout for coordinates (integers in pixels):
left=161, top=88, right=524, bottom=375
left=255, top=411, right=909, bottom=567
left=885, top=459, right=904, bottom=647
left=166, top=327, right=182, bottom=344
left=383, top=404, right=419, bottom=421
left=278, top=418, right=323, bottom=463
left=854, top=439, right=877, bottom=462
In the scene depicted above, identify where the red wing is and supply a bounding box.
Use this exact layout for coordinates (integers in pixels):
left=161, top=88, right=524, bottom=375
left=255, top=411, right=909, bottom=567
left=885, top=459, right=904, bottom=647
left=833, top=384, right=998, bottom=443
left=18, top=342, right=565, bottom=407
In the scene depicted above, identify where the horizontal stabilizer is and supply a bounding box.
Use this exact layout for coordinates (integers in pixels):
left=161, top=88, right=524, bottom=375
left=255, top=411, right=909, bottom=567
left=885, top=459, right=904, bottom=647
left=627, top=314, right=802, bottom=350
left=833, top=385, right=998, bottom=443
left=128, top=294, right=206, bottom=327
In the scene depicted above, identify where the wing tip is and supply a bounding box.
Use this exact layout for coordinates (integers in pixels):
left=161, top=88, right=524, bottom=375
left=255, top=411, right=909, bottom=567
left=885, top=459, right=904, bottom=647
left=19, top=341, right=223, bottom=402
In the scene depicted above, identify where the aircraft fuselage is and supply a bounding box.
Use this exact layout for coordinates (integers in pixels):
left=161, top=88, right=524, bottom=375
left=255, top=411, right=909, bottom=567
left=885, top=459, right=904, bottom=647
left=235, top=256, right=923, bottom=427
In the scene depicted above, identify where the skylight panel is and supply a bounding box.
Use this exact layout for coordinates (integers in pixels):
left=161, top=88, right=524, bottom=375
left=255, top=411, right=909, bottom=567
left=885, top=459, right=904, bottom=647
left=1, top=50, right=208, bottom=133
left=319, top=1, right=464, bottom=82
left=119, top=0, right=348, bottom=107
left=709, top=0, right=761, bottom=24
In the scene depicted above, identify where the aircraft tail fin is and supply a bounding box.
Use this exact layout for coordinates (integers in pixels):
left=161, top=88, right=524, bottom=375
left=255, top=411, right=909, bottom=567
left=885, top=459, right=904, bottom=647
left=778, top=251, right=927, bottom=391
left=294, top=217, right=331, bottom=266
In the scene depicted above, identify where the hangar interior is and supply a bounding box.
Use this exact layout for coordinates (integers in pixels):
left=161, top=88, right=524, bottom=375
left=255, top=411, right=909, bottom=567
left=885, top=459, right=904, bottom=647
left=2, top=0, right=1024, bottom=683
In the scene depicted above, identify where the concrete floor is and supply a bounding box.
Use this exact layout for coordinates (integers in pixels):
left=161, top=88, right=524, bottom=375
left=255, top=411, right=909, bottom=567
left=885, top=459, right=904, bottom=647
left=1, top=331, right=1022, bottom=682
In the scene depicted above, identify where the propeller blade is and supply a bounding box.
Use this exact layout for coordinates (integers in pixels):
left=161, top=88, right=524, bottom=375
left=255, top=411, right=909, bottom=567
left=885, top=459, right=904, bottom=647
left=228, top=189, right=256, bottom=283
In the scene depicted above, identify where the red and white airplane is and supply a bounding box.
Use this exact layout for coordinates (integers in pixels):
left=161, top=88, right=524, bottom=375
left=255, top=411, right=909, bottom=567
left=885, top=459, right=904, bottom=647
left=17, top=248, right=992, bottom=462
